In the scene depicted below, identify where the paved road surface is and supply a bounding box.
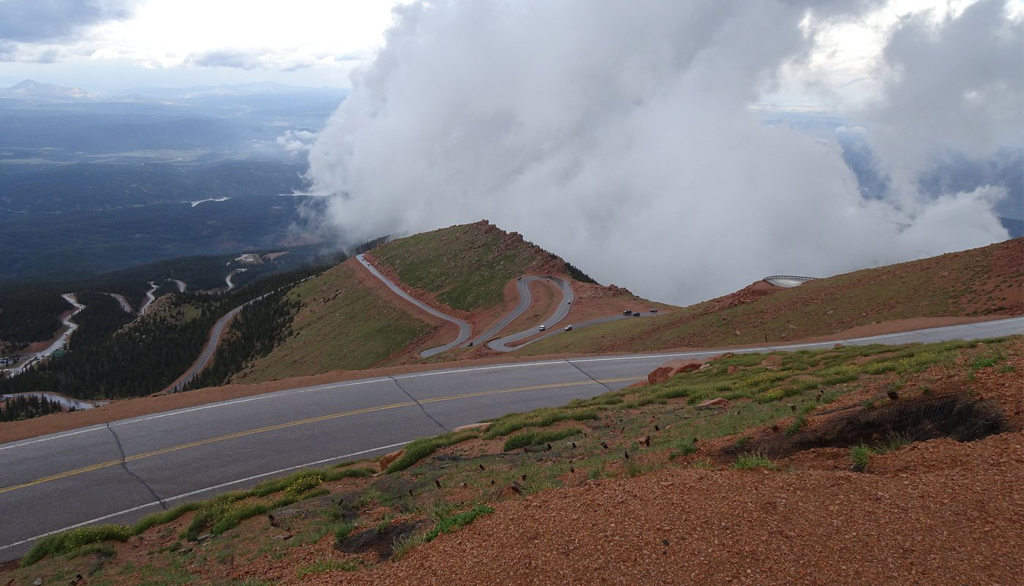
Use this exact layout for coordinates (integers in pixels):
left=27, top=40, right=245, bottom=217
left=356, top=254, right=471, bottom=357
left=0, top=317, right=1020, bottom=563
left=487, top=277, right=575, bottom=351
left=3, top=294, right=85, bottom=378
left=161, top=304, right=247, bottom=393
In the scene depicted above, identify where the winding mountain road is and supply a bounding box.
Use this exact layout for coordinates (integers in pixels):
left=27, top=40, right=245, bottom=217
left=1, top=317, right=1020, bottom=563
left=3, top=294, right=85, bottom=378
left=485, top=277, right=575, bottom=351
left=356, top=254, right=471, bottom=357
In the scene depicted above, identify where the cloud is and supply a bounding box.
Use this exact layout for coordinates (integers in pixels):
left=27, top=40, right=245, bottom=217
left=0, top=0, right=134, bottom=43
left=306, top=0, right=1014, bottom=305
left=185, top=48, right=366, bottom=72
left=864, top=0, right=1024, bottom=187
left=186, top=49, right=266, bottom=70
left=276, top=130, right=317, bottom=153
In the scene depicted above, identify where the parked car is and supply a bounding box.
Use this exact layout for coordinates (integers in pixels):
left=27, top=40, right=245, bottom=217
left=564, top=325, right=573, bottom=331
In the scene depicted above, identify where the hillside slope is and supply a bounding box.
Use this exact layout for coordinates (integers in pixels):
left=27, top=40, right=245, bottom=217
left=5, top=336, right=1020, bottom=584
left=370, top=221, right=555, bottom=311
left=524, top=237, right=1023, bottom=355
left=228, top=260, right=436, bottom=383
left=231, top=221, right=666, bottom=379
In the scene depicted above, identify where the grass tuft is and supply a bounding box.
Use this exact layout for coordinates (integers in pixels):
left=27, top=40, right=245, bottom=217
left=22, top=525, right=133, bottom=566
left=732, top=452, right=776, bottom=470
left=502, top=427, right=582, bottom=451
left=850, top=444, right=872, bottom=472
left=484, top=408, right=599, bottom=439
left=386, top=431, right=478, bottom=473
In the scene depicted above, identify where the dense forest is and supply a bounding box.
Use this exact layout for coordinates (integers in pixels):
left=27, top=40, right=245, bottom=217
left=0, top=294, right=226, bottom=399
left=0, top=245, right=346, bottom=353
left=0, top=253, right=348, bottom=414
left=0, top=284, right=68, bottom=352
left=188, top=289, right=300, bottom=389
left=0, top=394, right=64, bottom=421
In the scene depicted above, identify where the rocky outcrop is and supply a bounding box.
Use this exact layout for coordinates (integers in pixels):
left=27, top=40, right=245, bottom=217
left=647, top=360, right=703, bottom=384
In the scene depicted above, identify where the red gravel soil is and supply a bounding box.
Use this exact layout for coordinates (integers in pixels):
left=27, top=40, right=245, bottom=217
left=336, top=431, right=1023, bottom=585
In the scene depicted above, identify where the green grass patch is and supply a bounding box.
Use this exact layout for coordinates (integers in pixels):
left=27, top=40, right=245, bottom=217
left=670, top=436, right=698, bottom=458
left=423, top=505, right=494, bottom=543
left=386, top=431, right=478, bottom=473
left=132, top=502, right=202, bottom=534
left=373, top=222, right=541, bottom=311
left=503, top=427, right=582, bottom=451
left=732, top=452, right=776, bottom=470
left=484, top=407, right=599, bottom=439
left=850, top=444, right=872, bottom=472
left=234, top=263, right=434, bottom=382
left=392, top=505, right=495, bottom=561
left=22, top=525, right=133, bottom=566
left=785, top=414, right=807, bottom=436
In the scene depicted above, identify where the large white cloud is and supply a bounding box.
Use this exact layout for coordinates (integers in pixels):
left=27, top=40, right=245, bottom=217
left=307, top=0, right=1017, bottom=304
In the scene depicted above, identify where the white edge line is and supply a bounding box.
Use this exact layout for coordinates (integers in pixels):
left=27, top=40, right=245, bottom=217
left=1, top=378, right=394, bottom=449
left=0, top=441, right=409, bottom=554
left=0, top=425, right=109, bottom=452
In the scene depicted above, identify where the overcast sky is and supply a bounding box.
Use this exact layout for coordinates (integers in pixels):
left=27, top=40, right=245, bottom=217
left=0, top=0, right=1016, bottom=103
left=0, top=0, right=409, bottom=90
left=304, top=0, right=1021, bottom=304
left=1, top=0, right=1020, bottom=304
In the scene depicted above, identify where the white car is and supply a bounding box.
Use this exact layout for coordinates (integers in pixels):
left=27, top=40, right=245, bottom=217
left=539, top=325, right=547, bottom=331
left=564, top=325, right=573, bottom=331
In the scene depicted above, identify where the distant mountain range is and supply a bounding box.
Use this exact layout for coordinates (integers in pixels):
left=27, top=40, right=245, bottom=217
left=0, top=80, right=98, bottom=102
left=0, top=79, right=346, bottom=104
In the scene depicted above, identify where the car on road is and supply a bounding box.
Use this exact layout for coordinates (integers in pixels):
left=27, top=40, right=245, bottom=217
left=564, top=325, right=573, bottom=331
left=623, top=309, right=632, bottom=316
left=632, top=312, right=640, bottom=317
left=539, top=325, right=547, bottom=331
left=650, top=308, right=658, bottom=313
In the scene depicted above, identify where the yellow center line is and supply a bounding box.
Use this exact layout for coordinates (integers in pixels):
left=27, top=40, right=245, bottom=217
left=1, top=376, right=641, bottom=495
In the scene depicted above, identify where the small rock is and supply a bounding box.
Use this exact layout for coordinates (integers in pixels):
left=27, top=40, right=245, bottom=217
left=696, top=398, right=728, bottom=410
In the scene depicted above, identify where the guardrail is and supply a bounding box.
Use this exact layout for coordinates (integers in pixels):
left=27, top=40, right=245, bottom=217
left=763, top=275, right=817, bottom=287
left=763, top=275, right=816, bottom=283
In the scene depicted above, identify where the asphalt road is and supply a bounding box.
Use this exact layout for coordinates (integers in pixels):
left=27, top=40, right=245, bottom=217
left=356, top=254, right=471, bottom=358
left=3, top=294, right=85, bottom=378
left=162, top=303, right=247, bottom=393
left=486, top=277, right=575, bottom=351
left=0, top=317, right=1020, bottom=563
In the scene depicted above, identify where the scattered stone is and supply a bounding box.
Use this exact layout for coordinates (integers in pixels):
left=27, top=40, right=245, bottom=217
left=696, top=398, right=728, bottom=410
left=378, top=449, right=404, bottom=472
left=647, top=360, right=704, bottom=384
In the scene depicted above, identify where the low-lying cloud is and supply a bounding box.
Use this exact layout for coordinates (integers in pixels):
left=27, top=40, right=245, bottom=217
left=306, top=0, right=1020, bottom=304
